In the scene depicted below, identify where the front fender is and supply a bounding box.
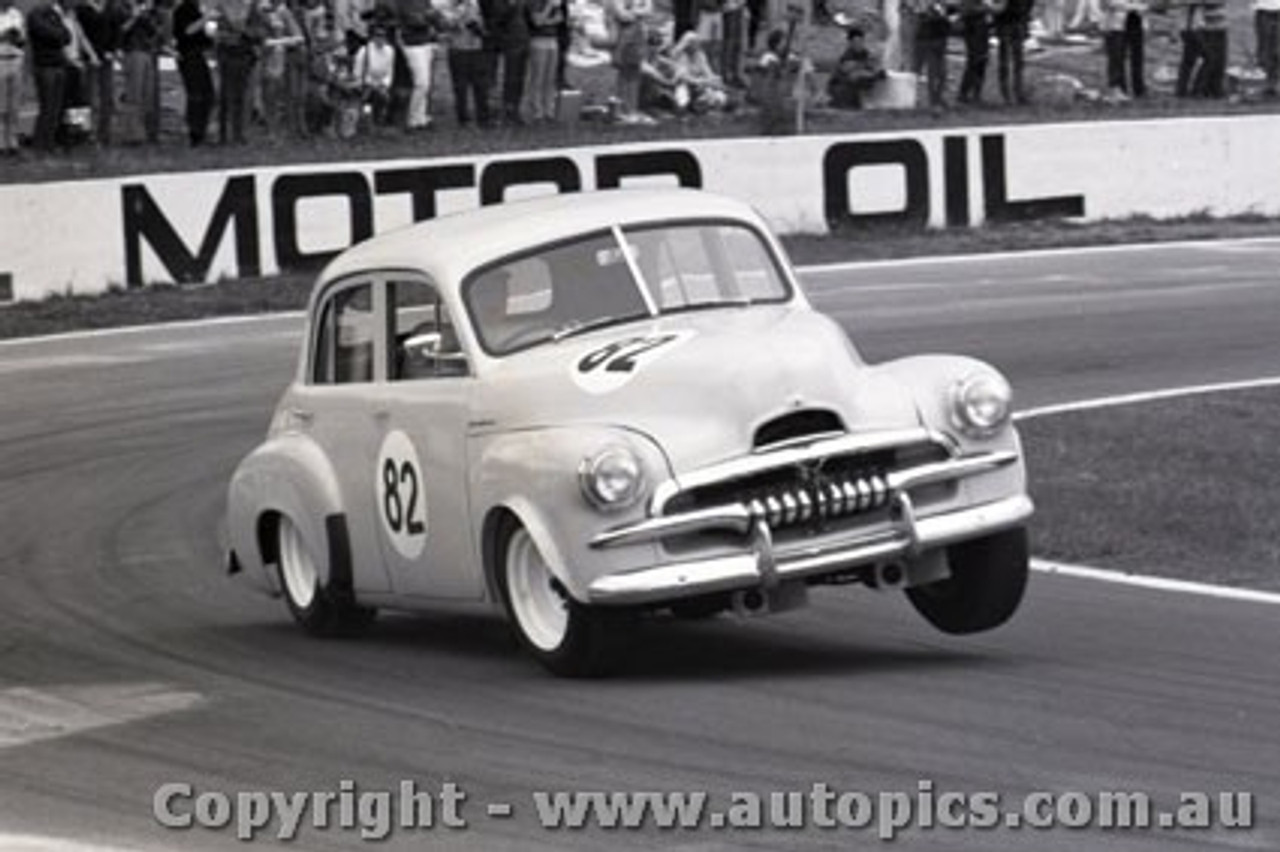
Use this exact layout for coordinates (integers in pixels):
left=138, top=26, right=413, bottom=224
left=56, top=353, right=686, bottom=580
left=226, top=434, right=346, bottom=596
left=470, top=426, right=672, bottom=603
left=870, top=354, right=1027, bottom=502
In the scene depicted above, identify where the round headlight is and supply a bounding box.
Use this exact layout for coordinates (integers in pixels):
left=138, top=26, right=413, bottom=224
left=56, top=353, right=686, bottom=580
left=579, top=447, right=644, bottom=511
left=951, top=372, right=1013, bottom=437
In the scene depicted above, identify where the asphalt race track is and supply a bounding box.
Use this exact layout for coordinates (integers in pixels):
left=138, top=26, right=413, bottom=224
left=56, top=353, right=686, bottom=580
left=0, top=239, right=1277, bottom=851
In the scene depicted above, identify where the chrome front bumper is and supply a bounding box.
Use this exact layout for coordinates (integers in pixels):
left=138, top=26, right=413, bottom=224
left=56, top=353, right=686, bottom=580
left=585, top=449, right=1032, bottom=605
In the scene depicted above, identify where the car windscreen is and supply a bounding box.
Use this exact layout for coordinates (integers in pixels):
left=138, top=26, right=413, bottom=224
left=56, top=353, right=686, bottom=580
left=463, top=222, right=791, bottom=356
left=622, top=222, right=791, bottom=311
left=464, top=231, right=651, bottom=356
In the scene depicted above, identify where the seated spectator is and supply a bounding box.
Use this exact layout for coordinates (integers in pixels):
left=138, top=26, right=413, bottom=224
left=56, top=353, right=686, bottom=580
left=826, top=23, right=885, bottom=109
left=353, top=22, right=395, bottom=123
left=639, top=30, right=689, bottom=111
left=672, top=30, right=729, bottom=110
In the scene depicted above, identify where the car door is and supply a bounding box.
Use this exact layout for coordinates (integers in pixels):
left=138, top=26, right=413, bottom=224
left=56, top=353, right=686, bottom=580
left=368, top=275, right=483, bottom=601
left=289, top=275, right=395, bottom=596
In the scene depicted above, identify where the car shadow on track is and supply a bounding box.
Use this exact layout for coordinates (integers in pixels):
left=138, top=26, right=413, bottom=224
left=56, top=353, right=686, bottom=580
left=211, top=608, right=1009, bottom=683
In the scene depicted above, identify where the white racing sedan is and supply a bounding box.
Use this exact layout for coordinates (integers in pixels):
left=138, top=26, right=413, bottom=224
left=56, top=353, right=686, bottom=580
left=226, top=189, right=1033, bottom=676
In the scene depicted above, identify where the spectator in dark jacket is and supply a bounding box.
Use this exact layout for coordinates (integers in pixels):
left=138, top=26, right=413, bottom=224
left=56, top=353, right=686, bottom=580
left=76, top=0, right=122, bottom=144
left=827, top=25, right=885, bottom=108
left=491, top=0, right=530, bottom=123
left=913, top=0, right=951, bottom=108
left=957, top=0, right=990, bottom=103
left=441, top=0, right=491, bottom=125
left=173, top=0, right=215, bottom=144
left=994, top=0, right=1031, bottom=103
left=27, top=0, right=75, bottom=150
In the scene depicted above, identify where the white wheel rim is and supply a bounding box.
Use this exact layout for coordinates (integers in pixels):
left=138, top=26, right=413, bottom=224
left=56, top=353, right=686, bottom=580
left=278, top=516, right=318, bottom=610
left=506, top=528, right=570, bottom=652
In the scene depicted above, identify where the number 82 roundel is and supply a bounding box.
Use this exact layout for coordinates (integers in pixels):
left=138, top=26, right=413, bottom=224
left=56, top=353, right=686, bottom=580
left=376, top=430, right=428, bottom=559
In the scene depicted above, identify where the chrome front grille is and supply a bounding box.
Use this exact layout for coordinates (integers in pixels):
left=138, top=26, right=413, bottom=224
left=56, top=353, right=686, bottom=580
left=658, top=431, right=953, bottom=545
left=742, top=471, right=891, bottom=530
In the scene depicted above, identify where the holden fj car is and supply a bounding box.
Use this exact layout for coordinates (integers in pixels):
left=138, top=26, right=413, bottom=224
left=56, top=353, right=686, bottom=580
left=226, top=189, right=1033, bottom=676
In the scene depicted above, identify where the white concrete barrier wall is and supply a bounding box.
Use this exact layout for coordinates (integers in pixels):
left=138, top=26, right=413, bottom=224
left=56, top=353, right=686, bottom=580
left=3, top=115, right=1280, bottom=302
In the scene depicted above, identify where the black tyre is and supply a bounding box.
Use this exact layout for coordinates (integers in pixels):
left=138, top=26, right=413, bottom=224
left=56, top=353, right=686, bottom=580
left=495, top=518, right=622, bottom=677
left=906, top=527, right=1029, bottom=635
left=277, top=514, right=376, bottom=637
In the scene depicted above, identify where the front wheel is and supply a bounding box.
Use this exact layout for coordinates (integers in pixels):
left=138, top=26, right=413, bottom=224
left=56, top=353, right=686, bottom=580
left=277, top=514, right=376, bottom=637
left=496, top=520, right=621, bottom=677
left=906, top=527, right=1029, bottom=635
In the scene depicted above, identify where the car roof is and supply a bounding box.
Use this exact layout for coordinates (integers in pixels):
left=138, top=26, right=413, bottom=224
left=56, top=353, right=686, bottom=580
left=316, top=189, right=768, bottom=292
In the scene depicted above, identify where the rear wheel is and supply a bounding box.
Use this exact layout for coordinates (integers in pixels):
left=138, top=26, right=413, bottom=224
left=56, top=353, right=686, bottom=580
left=277, top=514, right=376, bottom=637
left=906, top=527, right=1029, bottom=635
left=496, top=520, right=621, bottom=677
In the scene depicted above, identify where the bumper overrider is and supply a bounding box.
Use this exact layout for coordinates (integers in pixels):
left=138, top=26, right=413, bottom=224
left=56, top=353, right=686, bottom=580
left=585, top=446, right=1033, bottom=605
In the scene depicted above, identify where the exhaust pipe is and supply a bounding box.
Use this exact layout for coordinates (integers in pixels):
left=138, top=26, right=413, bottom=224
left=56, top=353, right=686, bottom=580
left=731, top=588, right=770, bottom=617
left=872, top=562, right=907, bottom=590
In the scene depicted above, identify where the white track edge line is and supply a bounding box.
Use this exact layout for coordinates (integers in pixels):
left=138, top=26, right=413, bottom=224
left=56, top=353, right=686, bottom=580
left=1032, top=559, right=1280, bottom=605
left=0, top=310, right=304, bottom=349
left=1015, top=376, right=1280, bottom=421
left=798, top=235, right=1280, bottom=273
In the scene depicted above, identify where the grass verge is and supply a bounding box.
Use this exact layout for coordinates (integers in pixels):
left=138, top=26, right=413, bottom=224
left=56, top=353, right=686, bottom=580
left=1022, top=388, right=1280, bottom=591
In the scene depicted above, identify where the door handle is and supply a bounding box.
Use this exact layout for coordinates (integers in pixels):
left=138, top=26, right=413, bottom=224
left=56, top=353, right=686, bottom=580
left=373, top=409, right=390, bottom=422
left=287, top=408, right=314, bottom=423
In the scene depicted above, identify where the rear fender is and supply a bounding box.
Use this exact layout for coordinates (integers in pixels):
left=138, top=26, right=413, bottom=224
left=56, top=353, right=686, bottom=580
left=226, top=435, right=346, bottom=596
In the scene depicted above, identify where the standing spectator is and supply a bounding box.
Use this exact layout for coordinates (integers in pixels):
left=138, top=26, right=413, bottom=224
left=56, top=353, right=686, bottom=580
left=994, top=0, right=1032, bottom=103
left=957, top=0, right=990, bottom=104
left=119, top=0, right=162, bottom=142
left=491, top=0, right=530, bottom=123
left=827, top=24, right=884, bottom=108
left=397, top=0, right=441, bottom=129
left=1257, top=0, right=1280, bottom=97
left=914, top=0, right=950, bottom=108
left=212, top=0, right=263, bottom=144
left=440, top=0, right=490, bottom=125
left=525, top=0, right=563, bottom=120
left=1198, top=0, right=1227, bottom=97
left=1176, top=0, right=1225, bottom=97
left=607, top=0, right=650, bottom=122
left=0, top=0, right=24, bottom=154
left=1101, top=0, right=1144, bottom=98
left=720, top=0, right=744, bottom=86
left=27, top=0, right=74, bottom=150
left=259, top=0, right=303, bottom=139
left=172, top=0, right=214, bottom=144
left=354, top=22, right=396, bottom=123
left=76, top=0, right=121, bottom=145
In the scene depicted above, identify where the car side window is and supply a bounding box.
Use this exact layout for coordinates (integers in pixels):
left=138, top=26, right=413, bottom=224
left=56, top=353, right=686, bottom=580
left=313, top=283, right=375, bottom=385
left=389, top=279, right=469, bottom=380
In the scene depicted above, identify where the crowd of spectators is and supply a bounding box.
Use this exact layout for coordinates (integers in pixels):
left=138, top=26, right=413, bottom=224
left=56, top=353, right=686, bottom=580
left=0, top=0, right=1277, bottom=155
